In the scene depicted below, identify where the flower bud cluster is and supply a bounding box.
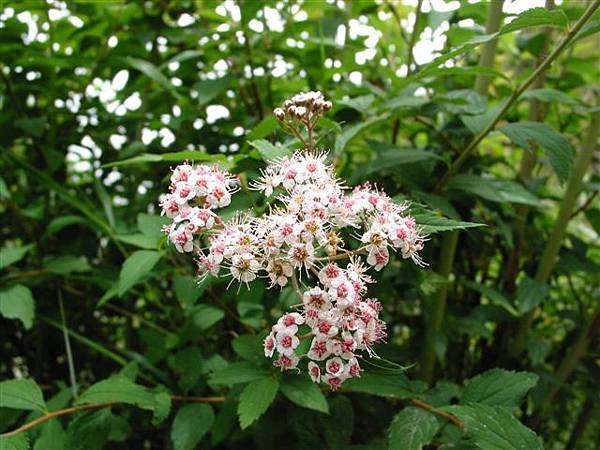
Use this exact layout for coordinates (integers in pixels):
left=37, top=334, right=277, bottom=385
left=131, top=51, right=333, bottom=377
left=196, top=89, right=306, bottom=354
left=160, top=92, right=427, bottom=389
left=273, top=91, right=332, bottom=123
left=159, top=163, right=238, bottom=253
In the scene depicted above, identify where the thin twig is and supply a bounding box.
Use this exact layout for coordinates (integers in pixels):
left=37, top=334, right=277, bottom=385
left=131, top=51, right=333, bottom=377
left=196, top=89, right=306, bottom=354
left=408, top=398, right=463, bottom=428
left=435, top=0, right=600, bottom=192
left=1, top=395, right=226, bottom=437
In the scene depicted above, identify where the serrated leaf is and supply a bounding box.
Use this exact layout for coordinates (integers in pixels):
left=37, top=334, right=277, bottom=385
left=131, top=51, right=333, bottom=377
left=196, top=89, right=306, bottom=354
left=33, top=420, right=67, bottom=450
left=0, top=244, right=34, bottom=269
left=248, top=139, right=292, bottom=161
left=446, top=404, right=543, bottom=450
left=232, top=334, right=264, bottom=362
left=412, top=212, right=485, bottom=235
left=65, top=409, right=112, bottom=450
left=388, top=407, right=440, bottom=450
left=118, top=250, right=161, bottom=296
left=76, top=375, right=171, bottom=424
left=344, top=372, right=423, bottom=399
left=461, top=369, right=538, bottom=407
left=0, top=285, right=36, bottom=330
left=448, top=175, right=540, bottom=206
left=501, top=7, right=569, bottom=34
left=498, top=122, right=574, bottom=182
left=520, top=88, right=579, bottom=105
left=280, top=376, right=329, bottom=414
left=237, top=377, right=279, bottom=429
left=515, top=277, right=549, bottom=314
left=334, top=114, right=389, bottom=156
left=0, top=434, right=30, bottom=450
left=0, top=378, right=46, bottom=412
left=208, top=362, right=269, bottom=385
left=171, top=404, right=214, bottom=450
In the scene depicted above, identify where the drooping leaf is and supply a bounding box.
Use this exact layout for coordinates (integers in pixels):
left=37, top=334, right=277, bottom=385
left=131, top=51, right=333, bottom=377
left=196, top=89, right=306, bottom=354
left=118, top=250, right=161, bottom=296
left=208, top=362, right=270, bottom=386
left=446, top=404, right=543, bottom=450
left=248, top=139, right=292, bottom=161
left=0, top=244, right=34, bottom=269
left=237, top=377, right=279, bottom=429
left=0, top=378, right=46, bottom=412
left=498, top=122, right=574, bottom=182
left=76, top=375, right=171, bottom=424
left=118, top=56, right=180, bottom=98
left=412, top=212, right=485, bottom=235
left=0, top=285, right=36, bottom=330
left=448, top=175, right=540, bottom=206
left=171, top=404, right=214, bottom=450
left=515, top=277, right=550, bottom=314
left=388, top=407, right=440, bottom=450
left=461, top=369, right=539, bottom=407
left=500, top=7, right=569, bottom=35
left=333, top=114, right=389, bottom=156
left=280, top=376, right=329, bottom=414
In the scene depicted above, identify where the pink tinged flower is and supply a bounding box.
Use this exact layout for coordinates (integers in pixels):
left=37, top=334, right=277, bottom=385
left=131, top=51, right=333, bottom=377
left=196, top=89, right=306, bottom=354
left=230, top=253, right=260, bottom=283
left=170, top=227, right=194, bottom=253
left=308, top=338, right=332, bottom=361
left=346, top=357, right=361, bottom=378
left=274, top=353, right=300, bottom=371
left=325, top=357, right=344, bottom=377
left=276, top=331, right=300, bottom=356
left=340, top=332, right=357, bottom=355
left=308, top=362, right=321, bottom=383
left=367, top=248, right=389, bottom=271
left=287, top=242, right=315, bottom=269
left=315, top=319, right=338, bottom=338
left=319, top=263, right=343, bottom=287
left=302, top=287, right=330, bottom=310
left=174, top=183, right=195, bottom=204
left=160, top=195, right=180, bottom=218
left=324, top=374, right=343, bottom=390
left=304, top=308, right=320, bottom=327
left=264, top=333, right=276, bottom=358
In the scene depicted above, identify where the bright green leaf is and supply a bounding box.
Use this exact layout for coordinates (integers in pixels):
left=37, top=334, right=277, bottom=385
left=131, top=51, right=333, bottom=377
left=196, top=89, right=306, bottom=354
left=461, top=369, right=539, bottom=407
left=0, top=378, right=46, bottom=412
left=171, top=404, right=214, bottom=450
left=0, top=244, right=34, bottom=269
left=237, top=377, right=279, bottom=429
left=118, top=250, right=161, bottom=296
left=280, top=376, right=329, bottom=414
left=0, top=284, right=36, bottom=330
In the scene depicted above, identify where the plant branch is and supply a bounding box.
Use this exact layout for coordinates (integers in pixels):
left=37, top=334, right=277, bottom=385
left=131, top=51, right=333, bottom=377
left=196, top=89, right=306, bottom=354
left=1, top=395, right=226, bottom=438
left=408, top=398, right=463, bottom=428
left=434, top=0, right=600, bottom=192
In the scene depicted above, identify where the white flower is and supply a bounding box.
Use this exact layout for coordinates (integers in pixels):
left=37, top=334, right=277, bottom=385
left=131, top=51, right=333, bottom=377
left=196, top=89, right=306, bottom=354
left=230, top=253, right=260, bottom=283
left=308, top=361, right=321, bottom=383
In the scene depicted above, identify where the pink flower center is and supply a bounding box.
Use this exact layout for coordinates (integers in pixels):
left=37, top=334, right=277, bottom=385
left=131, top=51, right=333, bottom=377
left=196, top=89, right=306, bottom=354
left=281, top=335, right=293, bottom=348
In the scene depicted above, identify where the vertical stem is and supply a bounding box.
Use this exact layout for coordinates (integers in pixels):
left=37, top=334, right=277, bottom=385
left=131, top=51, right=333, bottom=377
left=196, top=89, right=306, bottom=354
left=564, top=398, right=597, bottom=449
left=59, top=291, right=78, bottom=399
left=474, top=0, right=505, bottom=96
left=511, top=111, right=600, bottom=356
left=406, top=0, right=424, bottom=76
left=531, top=305, right=600, bottom=425
left=419, top=231, right=459, bottom=383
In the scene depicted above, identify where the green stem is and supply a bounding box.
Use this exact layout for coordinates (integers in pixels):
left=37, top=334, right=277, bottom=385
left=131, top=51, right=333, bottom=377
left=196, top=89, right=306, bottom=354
left=474, top=0, right=505, bottom=96
left=511, top=110, right=600, bottom=356
left=419, top=230, right=459, bottom=383
left=406, top=0, right=424, bottom=75
left=435, top=0, right=600, bottom=192
left=59, top=291, right=79, bottom=399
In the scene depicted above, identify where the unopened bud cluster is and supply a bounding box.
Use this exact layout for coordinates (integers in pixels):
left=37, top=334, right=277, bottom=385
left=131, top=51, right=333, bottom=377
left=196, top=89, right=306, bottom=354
left=273, top=91, right=332, bottom=123
left=160, top=92, right=426, bottom=389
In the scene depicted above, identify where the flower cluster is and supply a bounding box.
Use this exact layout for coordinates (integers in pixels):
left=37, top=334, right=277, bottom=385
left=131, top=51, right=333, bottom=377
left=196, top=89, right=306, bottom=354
left=273, top=90, right=332, bottom=123
left=159, top=163, right=238, bottom=253
left=160, top=92, right=427, bottom=389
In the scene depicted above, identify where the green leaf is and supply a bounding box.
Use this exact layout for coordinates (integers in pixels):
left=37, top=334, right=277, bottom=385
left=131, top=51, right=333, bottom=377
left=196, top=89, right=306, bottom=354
left=171, top=404, right=215, bottom=450
left=0, top=378, right=46, bottom=412
left=137, top=213, right=170, bottom=238
left=446, top=404, right=543, bottom=450
left=323, top=396, right=354, bottom=450
left=248, top=139, right=292, bottom=161
left=232, top=334, right=264, bottom=362
left=43, top=255, right=91, bottom=275
left=0, top=285, right=36, bottom=330
left=190, top=304, right=224, bottom=330
left=280, top=376, right=329, bottom=414
left=246, top=116, right=279, bottom=140
left=498, top=122, right=574, bottom=182
left=448, top=175, right=540, bottom=206
left=118, top=56, right=180, bottom=98
left=0, top=244, right=34, bottom=269
left=76, top=375, right=171, bottom=424
left=33, top=421, right=67, bottom=450
left=520, top=88, right=579, bottom=105
left=463, top=281, right=518, bottom=316
left=118, top=250, right=161, bottom=296
left=388, top=407, right=440, bottom=450
left=104, top=151, right=228, bottom=168
left=515, top=277, right=549, bottom=314
left=461, top=369, right=539, bottom=407
left=194, top=76, right=231, bottom=105
left=501, top=7, right=569, bottom=34
left=412, top=212, right=485, bottom=235
left=334, top=114, right=389, bottom=156
left=115, top=234, right=158, bottom=249
left=237, top=377, right=279, bottom=429
left=173, top=274, right=203, bottom=309
left=208, top=362, right=269, bottom=386
left=365, top=141, right=441, bottom=174
left=0, top=434, right=30, bottom=450
left=65, top=409, right=112, bottom=450
left=14, top=117, right=46, bottom=137
left=344, top=372, right=423, bottom=399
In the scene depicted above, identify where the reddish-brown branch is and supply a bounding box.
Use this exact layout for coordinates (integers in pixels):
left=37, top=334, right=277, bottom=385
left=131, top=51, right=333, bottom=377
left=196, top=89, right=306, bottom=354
left=408, top=398, right=464, bottom=428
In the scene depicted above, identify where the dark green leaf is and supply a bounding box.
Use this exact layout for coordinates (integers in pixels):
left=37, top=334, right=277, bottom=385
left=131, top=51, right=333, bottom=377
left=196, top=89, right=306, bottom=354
left=208, top=362, right=269, bottom=386
left=461, top=369, right=538, bottom=407
left=0, top=378, right=46, bottom=412
left=118, top=250, right=161, bottom=296
left=280, top=376, right=329, bottom=414
left=515, top=277, right=549, bottom=314
left=448, top=175, right=540, bottom=206
left=237, top=377, right=279, bottom=429
left=388, top=407, right=440, bottom=450
left=171, top=404, right=215, bottom=450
